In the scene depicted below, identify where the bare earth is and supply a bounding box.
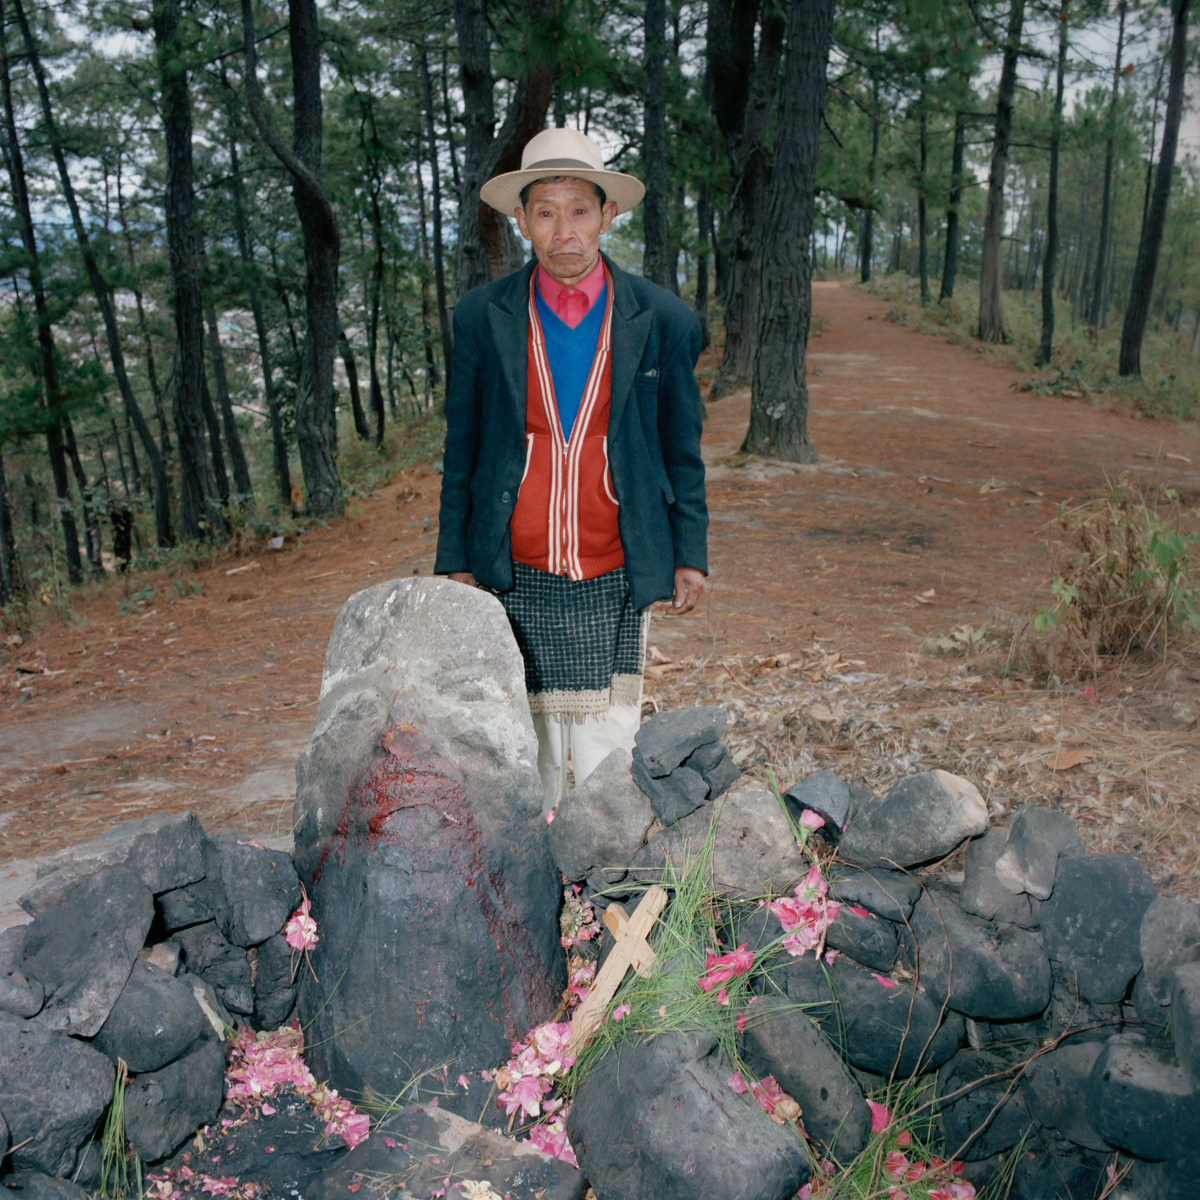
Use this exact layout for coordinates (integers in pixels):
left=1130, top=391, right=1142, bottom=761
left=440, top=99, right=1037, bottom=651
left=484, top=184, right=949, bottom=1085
left=3, top=281, right=1198, bottom=908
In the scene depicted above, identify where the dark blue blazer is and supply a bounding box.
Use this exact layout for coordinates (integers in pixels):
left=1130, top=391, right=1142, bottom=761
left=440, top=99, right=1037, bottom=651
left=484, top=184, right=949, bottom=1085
left=434, top=253, right=708, bottom=611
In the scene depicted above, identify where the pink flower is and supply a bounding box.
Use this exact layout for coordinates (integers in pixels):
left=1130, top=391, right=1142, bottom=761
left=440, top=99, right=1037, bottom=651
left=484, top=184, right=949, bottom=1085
left=527, top=1119, right=578, bottom=1167
left=457, top=1074, right=471, bottom=1089
left=715, top=987, right=729, bottom=1006
left=546, top=810, right=556, bottom=826
left=888, top=1190, right=910, bottom=1200
left=499, top=1073, right=551, bottom=1120
left=885, top=1151, right=910, bottom=1179
left=699, top=943, right=754, bottom=992
left=726, top=1073, right=748, bottom=1094
left=284, top=899, right=319, bottom=953
left=800, top=810, right=825, bottom=830
left=872, top=973, right=899, bottom=989
left=823, top=949, right=840, bottom=965
left=200, top=1179, right=239, bottom=1195
left=868, top=1099, right=893, bottom=1132
left=611, top=1004, right=631, bottom=1022
left=895, top=1129, right=911, bottom=1147
left=736, top=1010, right=747, bottom=1033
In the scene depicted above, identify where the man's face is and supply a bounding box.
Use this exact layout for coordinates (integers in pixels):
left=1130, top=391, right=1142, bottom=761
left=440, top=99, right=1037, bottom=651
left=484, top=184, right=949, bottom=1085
left=514, top=178, right=618, bottom=287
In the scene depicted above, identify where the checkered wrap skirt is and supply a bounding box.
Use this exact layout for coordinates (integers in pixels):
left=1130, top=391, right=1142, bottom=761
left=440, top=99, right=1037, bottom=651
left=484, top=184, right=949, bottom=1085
left=497, top=562, right=646, bottom=720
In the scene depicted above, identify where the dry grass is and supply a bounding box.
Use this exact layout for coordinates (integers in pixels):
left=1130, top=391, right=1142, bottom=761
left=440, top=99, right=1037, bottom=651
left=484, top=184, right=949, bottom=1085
left=643, top=637, right=1200, bottom=902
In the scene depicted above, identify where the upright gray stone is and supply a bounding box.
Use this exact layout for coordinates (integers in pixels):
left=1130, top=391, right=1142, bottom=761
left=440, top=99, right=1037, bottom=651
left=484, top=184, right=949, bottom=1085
left=293, top=579, right=564, bottom=1103
left=176, top=922, right=254, bottom=1016
left=959, top=828, right=1036, bottom=927
left=838, top=771, right=988, bottom=869
left=629, top=782, right=806, bottom=897
left=21, top=865, right=153, bottom=1037
left=1041, top=854, right=1157, bottom=1005
left=549, top=748, right=654, bottom=883
left=20, top=812, right=206, bottom=916
left=252, top=932, right=298, bottom=1030
left=993, top=806, right=1084, bottom=900
left=1139, top=898, right=1200, bottom=1006
left=566, top=1032, right=808, bottom=1200
left=905, top=887, right=1051, bottom=1021
left=0, top=1011, right=115, bottom=1177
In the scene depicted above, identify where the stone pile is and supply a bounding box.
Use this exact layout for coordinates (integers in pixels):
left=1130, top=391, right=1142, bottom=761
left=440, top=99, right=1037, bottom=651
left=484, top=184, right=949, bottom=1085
left=548, top=735, right=1200, bottom=1200
left=3, top=575, right=1198, bottom=1200
left=0, top=812, right=304, bottom=1192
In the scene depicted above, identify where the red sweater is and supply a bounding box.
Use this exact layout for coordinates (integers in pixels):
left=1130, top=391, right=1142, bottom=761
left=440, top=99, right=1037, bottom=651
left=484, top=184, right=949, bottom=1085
left=509, top=267, right=624, bottom=579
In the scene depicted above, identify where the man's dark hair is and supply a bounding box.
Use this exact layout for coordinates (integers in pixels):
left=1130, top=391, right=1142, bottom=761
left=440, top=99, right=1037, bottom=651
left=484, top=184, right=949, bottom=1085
left=520, top=176, right=607, bottom=210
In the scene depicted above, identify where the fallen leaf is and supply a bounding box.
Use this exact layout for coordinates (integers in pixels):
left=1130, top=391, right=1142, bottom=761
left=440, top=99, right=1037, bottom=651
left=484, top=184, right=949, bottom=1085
left=1049, top=748, right=1094, bottom=771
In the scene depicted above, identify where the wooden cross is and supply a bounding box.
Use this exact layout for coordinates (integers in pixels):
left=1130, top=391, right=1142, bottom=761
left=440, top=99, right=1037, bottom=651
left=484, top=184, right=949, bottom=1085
left=569, top=885, right=667, bottom=1055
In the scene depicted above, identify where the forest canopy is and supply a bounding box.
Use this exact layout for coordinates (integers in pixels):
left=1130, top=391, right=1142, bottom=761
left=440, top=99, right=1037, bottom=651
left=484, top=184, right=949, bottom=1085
left=0, top=0, right=1193, bottom=605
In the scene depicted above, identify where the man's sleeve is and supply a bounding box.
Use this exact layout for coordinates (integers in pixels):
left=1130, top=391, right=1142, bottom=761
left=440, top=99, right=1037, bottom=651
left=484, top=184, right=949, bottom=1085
left=433, top=308, right=483, bottom=575
left=657, top=312, right=708, bottom=575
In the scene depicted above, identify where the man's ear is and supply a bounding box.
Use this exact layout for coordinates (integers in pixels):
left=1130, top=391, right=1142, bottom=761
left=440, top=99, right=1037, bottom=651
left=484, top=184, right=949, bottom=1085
left=599, top=199, right=618, bottom=235
left=514, top=206, right=531, bottom=241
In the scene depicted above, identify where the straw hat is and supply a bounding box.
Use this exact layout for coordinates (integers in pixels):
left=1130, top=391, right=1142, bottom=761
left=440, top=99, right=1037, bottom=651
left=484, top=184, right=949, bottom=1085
left=479, top=128, right=645, bottom=216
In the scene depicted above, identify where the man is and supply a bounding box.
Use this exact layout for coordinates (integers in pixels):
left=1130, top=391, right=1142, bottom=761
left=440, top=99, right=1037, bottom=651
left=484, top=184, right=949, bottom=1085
left=435, top=128, right=707, bottom=806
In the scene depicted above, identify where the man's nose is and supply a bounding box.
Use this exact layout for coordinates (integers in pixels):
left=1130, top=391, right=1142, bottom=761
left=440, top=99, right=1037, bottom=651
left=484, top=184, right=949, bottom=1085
left=553, top=214, right=574, bottom=241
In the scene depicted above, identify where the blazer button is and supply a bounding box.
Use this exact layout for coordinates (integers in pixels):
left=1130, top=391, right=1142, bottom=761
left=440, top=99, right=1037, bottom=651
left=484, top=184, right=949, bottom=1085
left=501, top=491, right=511, bottom=504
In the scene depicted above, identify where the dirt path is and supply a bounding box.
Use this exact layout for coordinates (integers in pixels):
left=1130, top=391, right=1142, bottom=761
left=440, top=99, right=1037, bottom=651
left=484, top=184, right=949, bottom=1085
left=3, top=281, right=1198, bottom=900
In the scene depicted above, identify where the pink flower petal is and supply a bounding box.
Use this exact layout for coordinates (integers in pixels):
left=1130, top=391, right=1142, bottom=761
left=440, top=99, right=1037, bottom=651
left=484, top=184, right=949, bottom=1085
left=868, top=1099, right=893, bottom=1132
left=799, top=809, right=825, bottom=830
left=726, top=1073, right=748, bottom=1094
left=872, top=973, right=899, bottom=989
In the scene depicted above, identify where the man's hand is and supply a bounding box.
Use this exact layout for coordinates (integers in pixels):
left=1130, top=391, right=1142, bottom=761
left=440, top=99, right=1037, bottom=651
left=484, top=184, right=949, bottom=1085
left=668, top=567, right=705, bottom=615
left=447, top=572, right=478, bottom=587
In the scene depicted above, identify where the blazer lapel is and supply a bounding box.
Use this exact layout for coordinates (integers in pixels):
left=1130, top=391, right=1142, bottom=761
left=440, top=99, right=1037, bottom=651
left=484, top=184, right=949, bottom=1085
left=487, top=262, right=536, bottom=426
left=605, top=256, right=652, bottom=433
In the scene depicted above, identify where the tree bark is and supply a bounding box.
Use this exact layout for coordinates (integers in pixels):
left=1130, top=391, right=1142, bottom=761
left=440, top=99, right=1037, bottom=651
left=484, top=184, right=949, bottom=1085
left=1120, top=0, right=1189, bottom=376
left=917, top=98, right=929, bottom=302
left=154, top=0, right=224, bottom=541
left=861, top=103, right=880, bottom=284
left=1036, top=4, right=1069, bottom=367
left=695, top=180, right=712, bottom=350
left=10, top=0, right=173, bottom=548
left=1088, top=0, right=1126, bottom=331
left=222, top=75, right=292, bottom=509
left=419, top=43, right=453, bottom=393
left=745, top=0, right=834, bottom=462
left=939, top=110, right=967, bottom=300
left=707, top=0, right=785, bottom=400
left=977, top=0, right=1025, bottom=343
left=643, top=0, right=675, bottom=291
left=241, top=0, right=343, bottom=517
left=202, top=257, right=253, bottom=499
left=454, top=0, right=561, bottom=296
left=0, top=446, right=21, bottom=603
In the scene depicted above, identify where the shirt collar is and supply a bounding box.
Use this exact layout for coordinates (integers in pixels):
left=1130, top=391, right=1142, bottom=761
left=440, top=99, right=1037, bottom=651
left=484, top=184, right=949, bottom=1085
left=535, top=257, right=606, bottom=314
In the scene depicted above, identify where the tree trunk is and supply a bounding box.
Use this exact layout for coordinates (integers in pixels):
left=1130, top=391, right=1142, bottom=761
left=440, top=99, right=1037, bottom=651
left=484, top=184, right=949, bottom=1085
left=977, top=0, right=1025, bottom=343
left=419, top=43, right=453, bottom=394
left=939, top=112, right=966, bottom=300
left=242, top=0, right=343, bottom=517
left=861, top=103, right=880, bottom=284
left=1037, top=8, right=1068, bottom=367
left=61, top=417, right=104, bottom=575
left=10, top=0, right=173, bottom=548
left=695, top=180, right=712, bottom=350
left=203, top=272, right=253, bottom=499
left=707, top=0, right=786, bottom=399
left=0, top=16, right=84, bottom=584
left=222, top=79, right=292, bottom=510
left=454, top=0, right=561, bottom=296
left=415, top=119, right=438, bottom=410
left=1120, top=0, right=1189, bottom=376
left=917, top=97, right=929, bottom=302
left=340, top=331, right=371, bottom=441
left=744, top=0, right=834, bottom=462
left=155, top=0, right=224, bottom=541
left=1089, top=0, right=1126, bottom=330
left=643, top=0, right=674, bottom=291
left=0, top=446, right=21, bottom=603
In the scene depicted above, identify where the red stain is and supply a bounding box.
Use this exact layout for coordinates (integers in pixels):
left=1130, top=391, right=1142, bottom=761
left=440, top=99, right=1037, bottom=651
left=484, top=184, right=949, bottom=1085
left=311, top=721, right=558, bottom=1036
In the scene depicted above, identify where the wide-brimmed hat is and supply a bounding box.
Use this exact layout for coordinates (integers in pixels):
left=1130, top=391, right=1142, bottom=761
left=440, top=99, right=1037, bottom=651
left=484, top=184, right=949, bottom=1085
left=479, top=128, right=645, bottom=216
